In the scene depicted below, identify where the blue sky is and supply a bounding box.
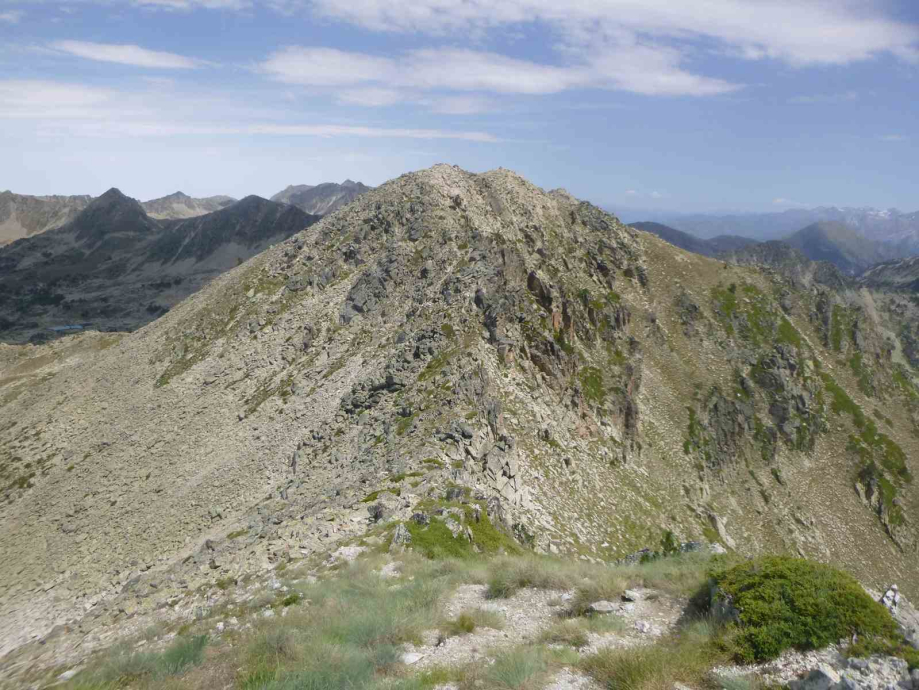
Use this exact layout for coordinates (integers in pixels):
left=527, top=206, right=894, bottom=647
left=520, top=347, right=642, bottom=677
left=0, top=0, right=917, bottom=212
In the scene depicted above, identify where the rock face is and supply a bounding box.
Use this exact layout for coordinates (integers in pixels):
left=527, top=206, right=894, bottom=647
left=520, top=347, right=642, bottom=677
left=271, top=180, right=372, bottom=216
left=0, top=191, right=92, bottom=245
left=141, top=191, right=236, bottom=220
left=1, top=164, right=918, bottom=663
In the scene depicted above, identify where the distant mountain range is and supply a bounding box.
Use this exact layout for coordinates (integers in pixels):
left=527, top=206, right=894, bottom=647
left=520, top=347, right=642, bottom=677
left=0, top=180, right=369, bottom=248
left=629, top=222, right=757, bottom=258
left=627, top=206, right=919, bottom=256
left=632, top=218, right=908, bottom=277
left=142, top=191, right=237, bottom=219
left=271, top=180, right=372, bottom=215
left=0, top=190, right=319, bottom=343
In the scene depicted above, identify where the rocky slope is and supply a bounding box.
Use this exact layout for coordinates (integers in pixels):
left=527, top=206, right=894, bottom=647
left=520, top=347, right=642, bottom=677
left=271, top=179, right=372, bottom=215
left=0, top=192, right=92, bottom=246
left=141, top=191, right=236, bottom=219
left=1, top=165, right=918, bottom=670
left=860, top=257, right=919, bottom=293
left=0, top=191, right=319, bottom=343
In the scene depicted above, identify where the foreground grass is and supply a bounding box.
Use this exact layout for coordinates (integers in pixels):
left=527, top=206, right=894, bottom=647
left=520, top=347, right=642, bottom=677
left=57, top=545, right=915, bottom=690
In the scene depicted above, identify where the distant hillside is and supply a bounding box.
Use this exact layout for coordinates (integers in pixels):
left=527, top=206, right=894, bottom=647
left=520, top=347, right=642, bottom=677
left=272, top=180, right=372, bottom=215
left=142, top=191, right=236, bottom=219
left=859, top=256, right=919, bottom=293
left=719, top=240, right=851, bottom=291
left=638, top=206, right=919, bottom=255
left=630, top=221, right=758, bottom=257
left=783, top=221, right=893, bottom=276
left=0, top=191, right=92, bottom=245
left=0, top=191, right=318, bottom=343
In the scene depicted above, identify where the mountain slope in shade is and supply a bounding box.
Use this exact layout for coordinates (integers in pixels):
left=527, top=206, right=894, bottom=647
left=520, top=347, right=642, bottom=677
left=630, top=221, right=758, bottom=257
left=271, top=179, right=372, bottom=215
left=1, top=166, right=918, bottom=670
left=783, top=221, right=893, bottom=275
left=141, top=191, right=236, bottom=219
left=0, top=191, right=319, bottom=342
left=0, top=191, right=92, bottom=246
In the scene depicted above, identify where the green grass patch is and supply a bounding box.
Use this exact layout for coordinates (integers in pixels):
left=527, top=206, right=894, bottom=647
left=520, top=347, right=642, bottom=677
left=65, top=635, right=209, bottom=687
left=712, top=556, right=902, bottom=663
left=582, top=617, right=726, bottom=690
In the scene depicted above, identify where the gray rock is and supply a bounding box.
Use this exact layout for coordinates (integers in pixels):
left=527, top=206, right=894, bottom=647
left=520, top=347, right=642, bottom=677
left=789, top=665, right=841, bottom=690
left=390, top=523, right=411, bottom=552
left=621, top=589, right=642, bottom=602
left=587, top=600, right=618, bottom=614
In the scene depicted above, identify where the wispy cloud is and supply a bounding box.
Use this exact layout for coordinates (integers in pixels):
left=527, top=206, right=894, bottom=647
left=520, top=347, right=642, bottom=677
left=49, top=40, right=204, bottom=69
left=260, top=45, right=739, bottom=99
left=0, top=79, right=499, bottom=142
left=879, top=134, right=908, bottom=142
left=0, top=10, right=23, bottom=23
left=307, top=0, right=919, bottom=68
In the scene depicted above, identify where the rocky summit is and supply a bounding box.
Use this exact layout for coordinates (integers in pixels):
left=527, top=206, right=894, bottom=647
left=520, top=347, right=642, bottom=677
left=1, top=165, right=918, bottom=680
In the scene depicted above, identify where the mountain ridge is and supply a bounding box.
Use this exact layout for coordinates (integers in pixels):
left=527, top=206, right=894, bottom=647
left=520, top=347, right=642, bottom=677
left=271, top=180, right=372, bottom=215
left=0, top=192, right=319, bottom=342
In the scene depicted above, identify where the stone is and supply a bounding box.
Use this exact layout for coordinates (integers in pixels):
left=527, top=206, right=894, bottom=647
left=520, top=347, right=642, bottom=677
left=789, top=665, right=841, bottom=690
left=332, top=546, right=365, bottom=562
left=411, top=512, right=429, bottom=526
left=58, top=668, right=81, bottom=681
left=635, top=621, right=652, bottom=634
left=367, top=503, right=385, bottom=523
left=390, top=523, right=411, bottom=552
left=621, top=589, right=642, bottom=602
left=587, top=600, right=617, bottom=614
left=880, top=585, right=901, bottom=614
left=401, top=652, right=425, bottom=665
left=444, top=517, right=463, bottom=538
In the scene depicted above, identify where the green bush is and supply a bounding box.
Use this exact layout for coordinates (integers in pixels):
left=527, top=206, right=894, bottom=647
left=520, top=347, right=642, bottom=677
left=712, top=557, right=901, bottom=663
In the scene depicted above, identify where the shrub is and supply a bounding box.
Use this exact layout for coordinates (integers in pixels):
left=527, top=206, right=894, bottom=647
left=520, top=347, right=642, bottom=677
left=712, top=556, right=901, bottom=663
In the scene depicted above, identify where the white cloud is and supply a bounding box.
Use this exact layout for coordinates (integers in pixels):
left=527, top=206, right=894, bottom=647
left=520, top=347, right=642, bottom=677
left=260, top=45, right=738, bottom=99
left=50, top=41, right=202, bottom=69
left=307, top=0, right=919, bottom=68
left=0, top=10, right=23, bottom=23
left=772, top=197, right=810, bottom=207
left=879, top=134, right=907, bottom=142
left=625, top=189, right=638, bottom=196
left=0, top=79, right=498, bottom=142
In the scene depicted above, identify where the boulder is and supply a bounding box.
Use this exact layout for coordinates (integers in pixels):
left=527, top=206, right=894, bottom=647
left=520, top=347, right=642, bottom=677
left=587, top=600, right=617, bottom=614
left=789, top=665, right=841, bottom=690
